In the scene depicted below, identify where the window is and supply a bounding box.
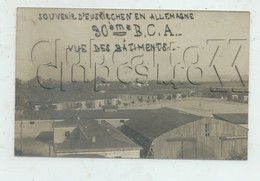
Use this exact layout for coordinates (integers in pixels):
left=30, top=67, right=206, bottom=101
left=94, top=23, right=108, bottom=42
left=65, top=131, right=71, bottom=140
left=205, top=123, right=210, bottom=136
left=120, top=120, right=125, bottom=123
left=29, top=121, right=35, bottom=125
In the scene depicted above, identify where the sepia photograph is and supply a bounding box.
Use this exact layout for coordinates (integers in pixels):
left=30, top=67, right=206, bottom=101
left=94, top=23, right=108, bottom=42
left=15, top=8, right=249, bottom=160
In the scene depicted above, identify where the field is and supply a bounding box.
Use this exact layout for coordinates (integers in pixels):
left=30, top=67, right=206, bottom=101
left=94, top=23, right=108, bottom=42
left=121, top=97, right=248, bottom=116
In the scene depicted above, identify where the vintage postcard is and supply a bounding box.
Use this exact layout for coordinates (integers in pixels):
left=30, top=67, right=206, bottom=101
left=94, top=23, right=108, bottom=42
left=15, top=8, right=249, bottom=159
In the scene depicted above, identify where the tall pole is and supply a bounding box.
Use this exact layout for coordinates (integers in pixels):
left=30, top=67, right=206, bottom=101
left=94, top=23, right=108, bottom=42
left=20, top=121, right=23, bottom=155
left=48, top=141, right=51, bottom=157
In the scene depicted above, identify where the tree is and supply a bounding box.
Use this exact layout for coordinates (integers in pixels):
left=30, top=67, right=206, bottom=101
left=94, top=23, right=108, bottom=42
left=73, top=102, right=82, bottom=109
left=39, top=104, right=48, bottom=110
left=166, top=95, right=172, bottom=100
left=39, top=104, right=57, bottom=110
left=157, top=94, right=164, bottom=101
left=137, top=97, right=143, bottom=103
left=26, top=101, right=35, bottom=110
left=116, top=100, right=122, bottom=105
left=107, top=100, right=112, bottom=106
left=48, top=104, right=57, bottom=110
left=86, top=101, right=93, bottom=108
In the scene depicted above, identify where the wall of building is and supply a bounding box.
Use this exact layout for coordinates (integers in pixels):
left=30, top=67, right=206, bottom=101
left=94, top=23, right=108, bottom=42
left=81, top=101, right=87, bottom=110
left=55, top=149, right=140, bottom=158
left=118, top=94, right=157, bottom=103
left=15, top=120, right=56, bottom=139
left=153, top=118, right=248, bottom=159
left=104, top=99, right=119, bottom=106
left=86, top=99, right=105, bottom=108
left=176, top=94, right=182, bottom=100
left=220, top=137, right=247, bottom=159
left=53, top=126, right=77, bottom=144
left=95, top=99, right=105, bottom=108
left=54, top=103, right=64, bottom=111
left=86, top=99, right=121, bottom=109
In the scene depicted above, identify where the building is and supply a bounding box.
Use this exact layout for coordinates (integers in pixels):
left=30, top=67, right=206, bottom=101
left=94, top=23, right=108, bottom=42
left=15, top=119, right=62, bottom=156
left=53, top=119, right=141, bottom=158
left=15, top=104, right=248, bottom=159
left=85, top=93, right=121, bottom=109
left=102, top=105, right=118, bottom=112
left=121, top=108, right=248, bottom=160
left=15, top=119, right=56, bottom=139
left=116, top=94, right=158, bottom=104
left=192, top=88, right=248, bottom=104
left=86, top=99, right=105, bottom=109
left=60, top=101, right=87, bottom=110
left=176, top=93, right=182, bottom=101
left=15, top=109, right=139, bottom=129
left=229, top=92, right=249, bottom=103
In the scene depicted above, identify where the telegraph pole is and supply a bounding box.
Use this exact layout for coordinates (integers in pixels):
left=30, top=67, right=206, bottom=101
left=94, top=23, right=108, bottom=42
left=20, top=121, right=23, bottom=155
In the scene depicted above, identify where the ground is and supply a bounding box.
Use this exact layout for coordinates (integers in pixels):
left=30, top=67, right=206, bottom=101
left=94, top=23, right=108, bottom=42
left=120, top=97, right=248, bottom=116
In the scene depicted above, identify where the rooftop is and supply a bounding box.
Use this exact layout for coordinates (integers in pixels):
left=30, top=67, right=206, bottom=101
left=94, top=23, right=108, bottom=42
left=124, top=108, right=203, bottom=140
left=213, top=113, right=248, bottom=125
left=54, top=120, right=142, bottom=153
left=16, top=109, right=154, bottom=120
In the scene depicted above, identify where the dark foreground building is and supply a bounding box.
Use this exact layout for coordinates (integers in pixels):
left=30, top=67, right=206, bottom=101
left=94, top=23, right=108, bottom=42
left=122, top=109, right=248, bottom=159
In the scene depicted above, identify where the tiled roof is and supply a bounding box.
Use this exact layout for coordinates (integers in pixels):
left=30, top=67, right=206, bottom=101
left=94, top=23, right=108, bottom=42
left=54, top=120, right=141, bottom=152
